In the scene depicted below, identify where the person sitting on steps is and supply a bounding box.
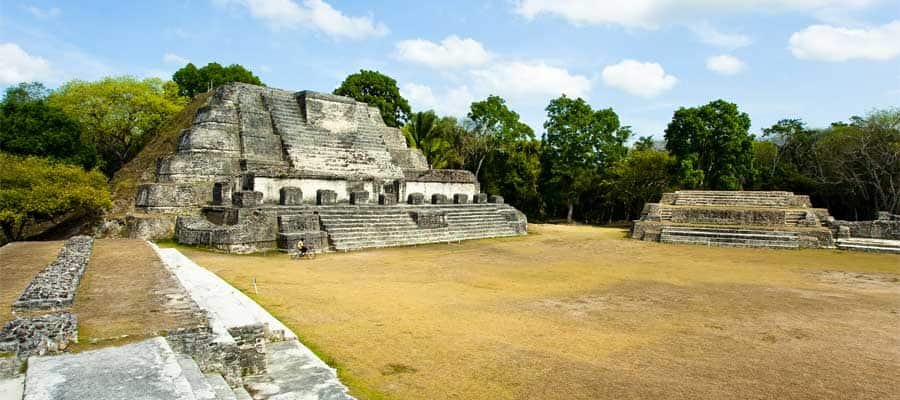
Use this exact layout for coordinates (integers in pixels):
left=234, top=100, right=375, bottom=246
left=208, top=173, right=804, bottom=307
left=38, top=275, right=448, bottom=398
left=296, top=239, right=309, bottom=257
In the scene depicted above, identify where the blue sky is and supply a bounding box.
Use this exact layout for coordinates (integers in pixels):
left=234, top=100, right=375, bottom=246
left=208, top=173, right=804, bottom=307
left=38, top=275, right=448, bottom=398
left=2, top=0, right=899, bottom=140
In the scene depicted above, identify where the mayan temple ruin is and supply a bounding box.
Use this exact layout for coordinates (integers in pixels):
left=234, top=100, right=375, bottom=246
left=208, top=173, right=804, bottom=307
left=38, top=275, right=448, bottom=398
left=132, top=83, right=527, bottom=253
left=631, top=190, right=900, bottom=253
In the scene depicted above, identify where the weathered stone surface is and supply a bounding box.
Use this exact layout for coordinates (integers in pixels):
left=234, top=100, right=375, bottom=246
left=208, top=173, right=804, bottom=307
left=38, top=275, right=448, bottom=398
left=133, top=83, right=528, bottom=253
left=378, top=193, right=396, bottom=206
left=630, top=191, right=836, bottom=250
left=488, top=195, right=505, bottom=204
left=212, top=182, right=232, bottom=205
left=431, top=194, right=449, bottom=204
left=833, top=213, right=900, bottom=240
left=279, top=187, right=303, bottom=205
left=407, top=193, right=425, bottom=205
left=350, top=191, right=369, bottom=205
left=127, top=214, right=176, bottom=240
left=316, top=189, right=337, bottom=205
left=228, top=325, right=267, bottom=376
left=25, top=337, right=196, bottom=400
left=13, top=236, right=93, bottom=312
left=453, top=194, right=469, bottom=204
left=473, top=193, right=488, bottom=204
left=277, top=232, right=329, bottom=252
left=278, top=214, right=320, bottom=232
left=411, top=212, right=448, bottom=229
left=243, top=340, right=353, bottom=400
left=232, top=191, right=263, bottom=208
left=0, top=313, right=78, bottom=358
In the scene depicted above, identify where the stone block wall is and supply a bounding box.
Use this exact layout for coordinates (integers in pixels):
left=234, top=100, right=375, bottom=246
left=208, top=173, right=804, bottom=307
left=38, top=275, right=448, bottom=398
left=0, top=313, right=78, bottom=358
left=834, top=213, right=900, bottom=240
left=13, top=236, right=94, bottom=312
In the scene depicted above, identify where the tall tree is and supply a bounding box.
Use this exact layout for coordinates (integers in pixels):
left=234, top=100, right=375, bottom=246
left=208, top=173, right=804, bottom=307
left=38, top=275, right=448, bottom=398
left=0, top=83, right=98, bottom=169
left=173, top=62, right=264, bottom=98
left=49, top=77, right=188, bottom=176
left=607, top=149, right=676, bottom=220
left=542, top=95, right=631, bottom=223
left=665, top=99, right=755, bottom=190
left=334, top=70, right=410, bottom=128
left=465, top=95, right=534, bottom=178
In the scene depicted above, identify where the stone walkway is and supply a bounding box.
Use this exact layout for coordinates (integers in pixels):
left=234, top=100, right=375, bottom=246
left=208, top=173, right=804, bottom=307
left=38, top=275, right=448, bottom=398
left=149, top=243, right=353, bottom=399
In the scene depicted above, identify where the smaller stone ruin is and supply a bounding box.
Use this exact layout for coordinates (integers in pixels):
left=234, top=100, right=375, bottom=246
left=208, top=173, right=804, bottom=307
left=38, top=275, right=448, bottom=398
left=631, top=191, right=836, bottom=249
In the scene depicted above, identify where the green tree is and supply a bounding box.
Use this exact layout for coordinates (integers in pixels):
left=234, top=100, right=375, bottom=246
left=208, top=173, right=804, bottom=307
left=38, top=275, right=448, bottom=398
left=172, top=62, right=264, bottom=98
left=607, top=149, right=676, bottom=220
left=0, top=154, right=111, bottom=241
left=334, top=70, right=411, bottom=128
left=634, top=135, right=656, bottom=151
left=465, top=95, right=534, bottom=178
left=542, top=95, right=631, bottom=223
left=402, top=111, right=462, bottom=169
left=664, top=99, right=755, bottom=190
left=48, top=76, right=187, bottom=176
left=814, top=109, right=900, bottom=216
left=1, top=83, right=98, bottom=169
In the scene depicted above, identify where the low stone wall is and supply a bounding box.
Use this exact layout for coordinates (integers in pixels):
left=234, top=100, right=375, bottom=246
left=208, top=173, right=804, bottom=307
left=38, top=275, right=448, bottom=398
left=176, top=212, right=277, bottom=253
left=835, top=213, right=900, bottom=240
left=13, top=236, right=94, bottom=312
left=0, top=313, right=78, bottom=358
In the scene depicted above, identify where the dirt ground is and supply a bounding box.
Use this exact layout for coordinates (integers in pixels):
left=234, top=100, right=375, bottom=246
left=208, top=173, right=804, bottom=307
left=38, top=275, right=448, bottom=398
left=0, top=241, right=64, bottom=326
left=71, top=239, right=205, bottom=350
left=184, top=225, right=897, bottom=399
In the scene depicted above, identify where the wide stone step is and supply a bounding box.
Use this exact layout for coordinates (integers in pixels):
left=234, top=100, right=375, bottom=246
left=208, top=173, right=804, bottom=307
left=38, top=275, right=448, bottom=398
left=836, top=238, right=900, bottom=254
left=177, top=356, right=217, bottom=400
left=661, top=230, right=797, bottom=241
left=332, top=230, right=521, bottom=250
left=327, top=226, right=517, bottom=240
left=243, top=340, right=353, bottom=400
left=24, top=337, right=196, bottom=400
left=660, top=236, right=800, bottom=249
left=205, top=373, right=237, bottom=400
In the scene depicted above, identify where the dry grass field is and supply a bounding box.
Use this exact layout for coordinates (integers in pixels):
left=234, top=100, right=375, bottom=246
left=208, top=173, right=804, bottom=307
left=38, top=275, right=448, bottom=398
left=181, top=224, right=900, bottom=400
left=0, top=241, right=64, bottom=326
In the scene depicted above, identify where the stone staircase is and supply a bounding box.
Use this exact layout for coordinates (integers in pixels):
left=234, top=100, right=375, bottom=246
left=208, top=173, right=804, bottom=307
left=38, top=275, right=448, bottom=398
left=21, top=337, right=251, bottom=400
left=671, top=191, right=799, bottom=208
left=263, top=91, right=403, bottom=179
left=659, top=226, right=800, bottom=249
left=836, top=238, right=900, bottom=254
left=316, top=204, right=524, bottom=251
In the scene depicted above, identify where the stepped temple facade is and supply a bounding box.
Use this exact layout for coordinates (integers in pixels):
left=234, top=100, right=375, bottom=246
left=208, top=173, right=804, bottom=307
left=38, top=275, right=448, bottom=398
left=631, top=190, right=900, bottom=253
left=133, top=83, right=527, bottom=253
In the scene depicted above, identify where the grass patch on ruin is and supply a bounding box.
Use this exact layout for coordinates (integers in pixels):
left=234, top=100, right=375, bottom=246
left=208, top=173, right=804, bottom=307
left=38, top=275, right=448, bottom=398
left=181, top=224, right=899, bottom=400
left=69, top=239, right=205, bottom=352
left=0, top=241, right=65, bottom=327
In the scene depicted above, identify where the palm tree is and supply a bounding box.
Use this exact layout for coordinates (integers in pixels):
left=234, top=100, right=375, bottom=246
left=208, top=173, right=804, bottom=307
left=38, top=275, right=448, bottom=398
left=402, top=111, right=459, bottom=169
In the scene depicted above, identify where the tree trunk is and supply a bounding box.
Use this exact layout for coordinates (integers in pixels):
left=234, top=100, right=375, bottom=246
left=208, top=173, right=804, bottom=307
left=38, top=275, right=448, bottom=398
left=474, top=155, right=485, bottom=179
left=567, top=199, right=574, bottom=224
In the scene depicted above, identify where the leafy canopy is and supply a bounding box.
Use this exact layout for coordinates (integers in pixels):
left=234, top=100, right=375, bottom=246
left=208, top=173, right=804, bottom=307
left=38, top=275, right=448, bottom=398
left=542, top=95, right=631, bottom=222
left=1, top=82, right=98, bottom=169
left=173, top=62, right=264, bottom=98
left=48, top=76, right=187, bottom=176
left=464, top=95, right=534, bottom=177
left=664, top=99, right=755, bottom=190
left=334, top=70, right=411, bottom=128
left=0, top=154, right=111, bottom=241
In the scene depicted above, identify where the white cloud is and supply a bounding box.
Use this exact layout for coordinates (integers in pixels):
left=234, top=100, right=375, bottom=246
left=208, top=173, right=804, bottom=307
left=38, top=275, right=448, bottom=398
left=401, top=83, right=474, bottom=117
left=0, top=43, right=54, bottom=84
left=395, top=36, right=491, bottom=68
left=514, top=0, right=878, bottom=29
left=471, top=61, right=592, bottom=99
left=217, top=0, right=388, bottom=40
left=706, top=54, right=747, bottom=75
left=163, top=53, right=190, bottom=65
left=25, top=5, right=61, bottom=19
left=601, top=59, right=677, bottom=98
left=691, top=22, right=752, bottom=49
left=789, top=20, right=900, bottom=61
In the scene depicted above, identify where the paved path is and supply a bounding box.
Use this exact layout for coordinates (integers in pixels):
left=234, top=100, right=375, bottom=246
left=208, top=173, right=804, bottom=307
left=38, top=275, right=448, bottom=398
left=149, top=243, right=353, bottom=399
left=24, top=338, right=194, bottom=400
